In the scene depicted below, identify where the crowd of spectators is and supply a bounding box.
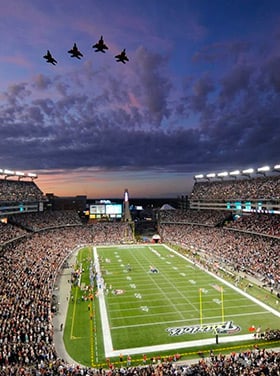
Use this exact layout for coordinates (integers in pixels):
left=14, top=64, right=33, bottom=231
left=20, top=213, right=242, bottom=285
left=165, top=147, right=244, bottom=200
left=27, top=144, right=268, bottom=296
left=159, top=209, right=231, bottom=226
left=0, top=228, right=82, bottom=374
left=159, top=208, right=280, bottom=238
left=0, top=179, right=45, bottom=203
left=191, top=174, right=280, bottom=201
left=264, top=329, right=280, bottom=341
left=90, top=222, right=134, bottom=244
left=9, top=210, right=83, bottom=232
left=0, top=222, right=28, bottom=245
left=225, top=212, right=280, bottom=237
left=172, top=347, right=280, bottom=375
left=0, top=221, right=134, bottom=375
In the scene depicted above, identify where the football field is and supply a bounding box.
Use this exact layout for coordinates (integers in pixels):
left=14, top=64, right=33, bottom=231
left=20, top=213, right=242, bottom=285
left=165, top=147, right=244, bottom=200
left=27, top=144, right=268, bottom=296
left=64, top=244, right=280, bottom=366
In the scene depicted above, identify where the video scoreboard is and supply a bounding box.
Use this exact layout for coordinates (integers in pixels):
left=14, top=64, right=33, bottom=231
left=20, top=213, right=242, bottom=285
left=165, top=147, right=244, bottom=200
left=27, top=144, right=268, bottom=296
left=89, top=203, right=122, bottom=219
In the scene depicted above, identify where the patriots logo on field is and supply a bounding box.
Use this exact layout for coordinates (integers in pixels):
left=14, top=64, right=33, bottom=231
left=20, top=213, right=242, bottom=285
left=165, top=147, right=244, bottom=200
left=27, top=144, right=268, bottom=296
left=166, top=321, right=241, bottom=336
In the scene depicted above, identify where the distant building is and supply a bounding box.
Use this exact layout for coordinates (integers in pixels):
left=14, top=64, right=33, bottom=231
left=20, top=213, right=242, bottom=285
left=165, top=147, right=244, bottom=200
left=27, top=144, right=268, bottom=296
left=45, top=193, right=87, bottom=212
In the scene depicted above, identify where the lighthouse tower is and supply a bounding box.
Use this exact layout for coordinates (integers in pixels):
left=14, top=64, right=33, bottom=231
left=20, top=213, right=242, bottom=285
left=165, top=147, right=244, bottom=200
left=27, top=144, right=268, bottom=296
left=123, top=188, right=132, bottom=222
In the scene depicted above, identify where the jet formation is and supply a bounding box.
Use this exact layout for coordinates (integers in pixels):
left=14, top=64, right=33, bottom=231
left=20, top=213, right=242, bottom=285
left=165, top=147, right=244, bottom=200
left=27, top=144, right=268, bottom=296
left=43, top=36, right=129, bottom=65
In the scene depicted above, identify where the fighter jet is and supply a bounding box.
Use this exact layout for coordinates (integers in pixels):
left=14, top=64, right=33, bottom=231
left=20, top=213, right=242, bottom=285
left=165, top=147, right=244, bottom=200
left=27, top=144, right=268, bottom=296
left=115, top=49, right=129, bottom=64
left=43, top=50, right=57, bottom=65
left=68, top=43, right=83, bottom=59
left=92, top=35, right=108, bottom=53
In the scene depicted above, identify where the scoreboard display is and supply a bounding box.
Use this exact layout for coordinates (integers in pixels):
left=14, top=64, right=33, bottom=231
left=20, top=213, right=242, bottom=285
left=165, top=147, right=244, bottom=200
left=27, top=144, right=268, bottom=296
left=90, top=204, right=106, bottom=215
left=89, top=203, right=122, bottom=219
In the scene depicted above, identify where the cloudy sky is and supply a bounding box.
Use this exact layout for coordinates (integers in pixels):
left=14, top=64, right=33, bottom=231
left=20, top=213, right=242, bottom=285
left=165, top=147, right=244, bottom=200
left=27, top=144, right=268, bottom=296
left=0, top=0, right=280, bottom=198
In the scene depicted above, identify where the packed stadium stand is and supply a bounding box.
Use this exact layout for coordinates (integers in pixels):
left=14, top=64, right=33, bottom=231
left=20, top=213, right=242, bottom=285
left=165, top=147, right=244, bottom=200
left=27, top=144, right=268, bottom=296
left=0, top=178, right=45, bottom=203
left=190, top=174, right=280, bottom=201
left=0, top=172, right=280, bottom=374
left=159, top=172, right=280, bottom=293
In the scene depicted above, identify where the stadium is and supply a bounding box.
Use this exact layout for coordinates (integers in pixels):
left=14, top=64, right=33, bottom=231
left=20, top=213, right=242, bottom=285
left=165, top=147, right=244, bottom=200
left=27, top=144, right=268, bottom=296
left=0, top=165, right=280, bottom=375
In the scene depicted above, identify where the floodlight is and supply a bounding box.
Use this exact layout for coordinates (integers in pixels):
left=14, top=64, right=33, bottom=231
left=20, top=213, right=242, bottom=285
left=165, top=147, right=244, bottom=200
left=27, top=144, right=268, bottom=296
left=15, top=171, right=25, bottom=176
left=257, top=166, right=270, bottom=172
left=229, top=170, right=240, bottom=176
left=0, top=169, right=3, bottom=174
left=206, top=173, right=216, bottom=178
left=274, top=164, right=280, bottom=170
left=4, top=169, right=14, bottom=175
left=194, top=174, right=204, bottom=179
left=242, top=168, right=254, bottom=174
left=27, top=172, right=37, bottom=178
left=217, top=171, right=228, bottom=177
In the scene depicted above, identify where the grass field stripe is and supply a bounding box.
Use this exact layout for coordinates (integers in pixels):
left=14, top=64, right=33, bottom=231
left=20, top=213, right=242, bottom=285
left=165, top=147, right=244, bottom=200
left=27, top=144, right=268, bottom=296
left=129, top=250, right=187, bottom=320
left=108, top=302, right=265, bottom=322
left=129, top=248, right=196, bottom=319
left=70, top=285, right=79, bottom=340
left=155, top=248, right=202, bottom=312
left=141, top=247, right=200, bottom=314
left=93, top=305, right=99, bottom=364
left=109, top=309, right=269, bottom=330
left=86, top=297, right=95, bottom=367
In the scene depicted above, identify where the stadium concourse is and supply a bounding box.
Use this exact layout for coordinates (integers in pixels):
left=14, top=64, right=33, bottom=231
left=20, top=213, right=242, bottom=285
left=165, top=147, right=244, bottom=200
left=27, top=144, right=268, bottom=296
left=0, top=173, right=280, bottom=374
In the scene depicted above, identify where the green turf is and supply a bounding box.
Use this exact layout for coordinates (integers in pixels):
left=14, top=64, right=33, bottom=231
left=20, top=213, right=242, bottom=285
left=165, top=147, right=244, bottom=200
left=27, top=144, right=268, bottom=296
left=63, top=244, right=280, bottom=367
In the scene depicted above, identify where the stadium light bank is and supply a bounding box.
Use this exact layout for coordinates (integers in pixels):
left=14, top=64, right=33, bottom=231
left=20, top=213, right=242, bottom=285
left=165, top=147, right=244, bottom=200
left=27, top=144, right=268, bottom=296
left=193, top=163, right=280, bottom=181
left=0, top=168, right=38, bottom=180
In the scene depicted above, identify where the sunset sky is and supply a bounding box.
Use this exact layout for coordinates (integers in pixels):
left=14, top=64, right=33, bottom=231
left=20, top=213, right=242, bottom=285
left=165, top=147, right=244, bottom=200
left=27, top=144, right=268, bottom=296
left=0, top=0, right=279, bottom=198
